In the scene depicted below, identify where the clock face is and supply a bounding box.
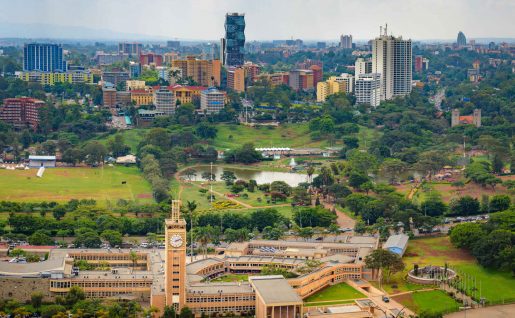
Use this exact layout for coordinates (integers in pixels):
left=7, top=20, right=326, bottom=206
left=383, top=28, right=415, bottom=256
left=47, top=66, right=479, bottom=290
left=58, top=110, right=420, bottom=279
left=170, top=234, right=183, bottom=248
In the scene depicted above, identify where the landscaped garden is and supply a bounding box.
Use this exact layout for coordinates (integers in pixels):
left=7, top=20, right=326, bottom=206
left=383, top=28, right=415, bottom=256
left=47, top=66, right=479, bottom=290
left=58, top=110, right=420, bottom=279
left=393, top=290, right=460, bottom=316
left=304, top=282, right=365, bottom=306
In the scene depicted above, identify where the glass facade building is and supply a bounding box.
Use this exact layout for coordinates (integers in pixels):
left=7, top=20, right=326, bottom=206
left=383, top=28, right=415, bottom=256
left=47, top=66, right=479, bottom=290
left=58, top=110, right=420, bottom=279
left=23, top=43, right=67, bottom=72
left=222, top=13, right=245, bottom=67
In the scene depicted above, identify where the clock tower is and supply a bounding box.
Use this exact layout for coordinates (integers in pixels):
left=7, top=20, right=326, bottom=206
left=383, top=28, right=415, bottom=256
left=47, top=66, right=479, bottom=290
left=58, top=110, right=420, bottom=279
left=165, top=200, right=187, bottom=310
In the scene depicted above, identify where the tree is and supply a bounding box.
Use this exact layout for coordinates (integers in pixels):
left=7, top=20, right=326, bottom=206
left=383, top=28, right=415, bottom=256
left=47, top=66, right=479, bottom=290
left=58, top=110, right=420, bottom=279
left=379, top=158, right=408, bottom=184
left=41, top=304, right=66, bottom=318
left=62, top=148, right=84, bottom=166
left=415, top=150, right=448, bottom=179
left=101, top=230, right=123, bottom=247
left=420, top=192, right=447, bottom=217
left=365, top=249, right=405, bottom=282
left=65, top=286, right=85, bottom=307
left=489, top=195, right=511, bottom=212
left=73, top=229, right=102, bottom=248
left=449, top=223, right=484, bottom=249
left=342, top=136, right=359, bottom=149
left=83, top=141, right=107, bottom=166
left=224, top=143, right=261, bottom=164
left=52, top=206, right=67, bottom=220
left=179, top=306, right=194, bottom=318
left=162, top=306, right=176, bottom=318
left=201, top=171, right=216, bottom=181
left=492, top=154, right=504, bottom=174
left=31, top=292, right=44, bottom=309
left=250, top=208, right=283, bottom=231
left=348, top=172, right=369, bottom=190
left=449, top=196, right=480, bottom=216
left=182, top=168, right=197, bottom=181
left=221, top=170, right=237, bottom=186
left=196, top=123, right=218, bottom=139
left=328, top=223, right=340, bottom=241
left=296, top=226, right=314, bottom=241
left=472, top=229, right=513, bottom=269
left=129, top=250, right=138, bottom=270
left=262, top=226, right=284, bottom=240
left=270, top=181, right=292, bottom=196
left=29, top=230, right=53, bottom=246
left=108, top=134, right=130, bottom=157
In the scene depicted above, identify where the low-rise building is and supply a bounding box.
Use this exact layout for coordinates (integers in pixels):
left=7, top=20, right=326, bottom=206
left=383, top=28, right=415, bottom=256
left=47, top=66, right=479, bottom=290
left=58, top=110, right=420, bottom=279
left=131, top=89, right=154, bottom=106
left=28, top=155, right=56, bottom=168
left=102, top=86, right=117, bottom=108
left=383, top=234, right=409, bottom=256
left=153, top=88, right=176, bottom=115
left=227, top=67, right=245, bottom=92
left=126, top=80, right=146, bottom=91
left=18, top=71, right=94, bottom=85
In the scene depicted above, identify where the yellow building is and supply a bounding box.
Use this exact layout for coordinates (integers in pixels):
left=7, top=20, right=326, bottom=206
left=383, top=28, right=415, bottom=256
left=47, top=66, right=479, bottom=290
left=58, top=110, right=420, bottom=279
left=169, top=85, right=207, bottom=104
left=126, top=80, right=146, bottom=91
left=171, top=56, right=221, bottom=87
left=316, top=77, right=347, bottom=102
left=18, top=71, right=94, bottom=85
left=130, top=89, right=154, bottom=106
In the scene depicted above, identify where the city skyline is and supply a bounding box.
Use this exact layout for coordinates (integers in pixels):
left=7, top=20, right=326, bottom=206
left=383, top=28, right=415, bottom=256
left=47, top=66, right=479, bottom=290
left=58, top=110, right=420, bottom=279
left=0, top=0, right=514, bottom=41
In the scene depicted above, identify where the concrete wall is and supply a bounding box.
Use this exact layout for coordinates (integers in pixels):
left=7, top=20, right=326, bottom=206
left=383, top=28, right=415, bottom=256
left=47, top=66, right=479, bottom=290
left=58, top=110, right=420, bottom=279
left=0, top=277, right=53, bottom=302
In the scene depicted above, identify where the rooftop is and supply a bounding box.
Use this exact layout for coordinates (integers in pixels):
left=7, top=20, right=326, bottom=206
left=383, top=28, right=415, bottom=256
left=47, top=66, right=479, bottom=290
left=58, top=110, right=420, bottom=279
left=249, top=275, right=303, bottom=305
left=383, top=234, right=409, bottom=250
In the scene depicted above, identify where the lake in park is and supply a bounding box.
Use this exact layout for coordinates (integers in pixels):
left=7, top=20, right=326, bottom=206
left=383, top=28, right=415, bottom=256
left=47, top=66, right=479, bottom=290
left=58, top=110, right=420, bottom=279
left=183, top=165, right=312, bottom=186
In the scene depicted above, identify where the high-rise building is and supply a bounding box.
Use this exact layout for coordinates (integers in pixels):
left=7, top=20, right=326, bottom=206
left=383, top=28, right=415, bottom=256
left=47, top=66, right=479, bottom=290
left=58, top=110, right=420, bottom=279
left=340, top=35, right=353, bottom=49
left=456, top=31, right=467, bottom=47
left=140, top=53, right=163, bottom=66
left=167, top=41, right=180, bottom=50
left=309, top=65, right=323, bottom=87
left=164, top=52, right=180, bottom=66
left=118, top=42, right=142, bottom=56
left=372, top=29, right=412, bottom=101
left=222, top=13, right=245, bottom=66
left=355, top=73, right=381, bottom=108
left=154, top=88, right=176, bottom=115
left=226, top=67, right=245, bottom=93
left=94, top=51, right=129, bottom=65
left=201, top=87, right=226, bottom=114
left=102, top=71, right=130, bottom=86
left=415, top=55, right=424, bottom=73
left=171, top=56, right=221, bottom=87
left=129, top=62, right=141, bottom=78
left=354, top=58, right=372, bottom=77
left=23, top=43, right=67, bottom=72
left=0, top=97, right=45, bottom=130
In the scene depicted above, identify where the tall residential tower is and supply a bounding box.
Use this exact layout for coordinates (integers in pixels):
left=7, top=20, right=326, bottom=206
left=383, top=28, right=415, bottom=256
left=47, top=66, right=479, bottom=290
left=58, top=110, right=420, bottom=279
left=23, top=43, right=67, bottom=72
left=372, top=26, right=412, bottom=101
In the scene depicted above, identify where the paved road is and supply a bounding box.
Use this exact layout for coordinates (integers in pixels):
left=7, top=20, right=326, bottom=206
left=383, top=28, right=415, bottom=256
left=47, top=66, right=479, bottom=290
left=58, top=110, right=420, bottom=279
left=444, top=304, right=515, bottom=318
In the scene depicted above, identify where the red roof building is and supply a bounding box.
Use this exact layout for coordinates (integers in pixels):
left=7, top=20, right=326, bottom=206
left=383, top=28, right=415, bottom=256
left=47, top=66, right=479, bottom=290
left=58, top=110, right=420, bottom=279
left=0, top=97, right=46, bottom=130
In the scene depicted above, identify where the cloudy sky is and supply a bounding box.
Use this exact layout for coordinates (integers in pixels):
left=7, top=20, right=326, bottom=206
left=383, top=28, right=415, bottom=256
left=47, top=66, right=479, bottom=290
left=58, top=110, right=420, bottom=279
left=1, top=0, right=514, bottom=41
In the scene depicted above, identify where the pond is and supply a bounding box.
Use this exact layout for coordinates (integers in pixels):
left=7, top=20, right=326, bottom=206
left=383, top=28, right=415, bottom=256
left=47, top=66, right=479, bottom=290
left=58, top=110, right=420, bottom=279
left=183, top=165, right=313, bottom=187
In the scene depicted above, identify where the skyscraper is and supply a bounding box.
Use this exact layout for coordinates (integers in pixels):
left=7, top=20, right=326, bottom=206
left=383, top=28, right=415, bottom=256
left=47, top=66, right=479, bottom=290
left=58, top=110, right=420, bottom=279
left=23, top=43, right=67, bottom=72
left=372, top=28, right=412, bottom=101
left=221, top=13, right=245, bottom=67
left=340, top=35, right=353, bottom=49
left=457, top=31, right=467, bottom=47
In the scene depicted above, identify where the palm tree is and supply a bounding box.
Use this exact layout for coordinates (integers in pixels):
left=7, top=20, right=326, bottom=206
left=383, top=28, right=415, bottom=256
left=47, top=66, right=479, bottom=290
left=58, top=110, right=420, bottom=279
left=186, top=200, right=198, bottom=262
left=307, top=165, right=315, bottom=183
left=129, top=250, right=138, bottom=271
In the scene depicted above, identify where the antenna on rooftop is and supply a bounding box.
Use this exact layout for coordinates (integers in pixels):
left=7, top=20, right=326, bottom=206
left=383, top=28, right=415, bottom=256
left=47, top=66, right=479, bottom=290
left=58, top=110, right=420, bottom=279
left=380, top=26, right=382, bottom=36
left=385, top=23, right=388, bottom=36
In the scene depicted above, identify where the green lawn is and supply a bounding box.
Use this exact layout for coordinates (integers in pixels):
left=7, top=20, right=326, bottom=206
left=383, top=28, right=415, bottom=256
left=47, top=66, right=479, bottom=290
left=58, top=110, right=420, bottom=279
left=382, top=236, right=515, bottom=303
left=304, top=283, right=365, bottom=303
left=0, top=166, right=153, bottom=206
left=304, top=300, right=355, bottom=307
left=212, top=123, right=328, bottom=150
left=210, top=182, right=290, bottom=207
left=209, top=274, right=248, bottom=282
left=395, top=290, right=460, bottom=315
left=96, top=129, right=147, bottom=153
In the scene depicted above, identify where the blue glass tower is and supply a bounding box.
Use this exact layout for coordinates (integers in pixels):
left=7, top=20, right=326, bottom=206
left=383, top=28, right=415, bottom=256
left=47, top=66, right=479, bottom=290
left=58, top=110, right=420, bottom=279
left=23, top=43, right=67, bottom=72
left=222, top=13, right=245, bottom=67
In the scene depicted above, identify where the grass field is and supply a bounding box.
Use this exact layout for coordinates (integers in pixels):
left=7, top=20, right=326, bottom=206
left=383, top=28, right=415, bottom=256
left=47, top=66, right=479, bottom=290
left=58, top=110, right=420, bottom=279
left=212, top=123, right=329, bottom=149
left=95, top=129, right=147, bottom=153
left=0, top=166, right=153, bottom=206
left=304, top=283, right=365, bottom=304
left=209, top=274, right=249, bottom=283
left=382, top=236, right=515, bottom=304
left=393, top=290, right=460, bottom=315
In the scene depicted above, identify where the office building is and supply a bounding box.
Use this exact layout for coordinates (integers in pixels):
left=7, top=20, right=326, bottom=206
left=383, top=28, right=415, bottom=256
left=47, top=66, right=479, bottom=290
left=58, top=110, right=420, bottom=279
left=456, top=31, right=467, bottom=47
left=355, top=73, right=381, bottom=107
left=340, top=35, right=353, bottom=49
left=23, top=43, right=67, bottom=72
left=316, top=42, right=326, bottom=49
left=222, top=13, right=245, bottom=66
left=332, top=73, right=354, bottom=93
left=140, top=53, right=163, bottom=66
left=129, top=62, right=141, bottom=78
left=94, top=51, right=128, bottom=65
left=309, top=65, right=323, bottom=87
left=414, top=56, right=429, bottom=73
left=372, top=28, right=412, bottom=100
left=288, top=69, right=314, bottom=91
left=355, top=58, right=372, bottom=76
left=18, top=70, right=93, bottom=85
left=153, top=87, right=176, bottom=115
left=201, top=87, right=226, bottom=114
left=102, top=71, right=130, bottom=86
left=167, top=41, right=180, bottom=49
left=254, top=72, right=289, bottom=87
left=131, top=89, right=154, bottom=106
left=119, top=42, right=142, bottom=56
left=226, top=67, right=245, bottom=93
left=172, top=56, right=221, bottom=87
left=102, top=86, right=117, bottom=108
left=0, top=97, right=45, bottom=130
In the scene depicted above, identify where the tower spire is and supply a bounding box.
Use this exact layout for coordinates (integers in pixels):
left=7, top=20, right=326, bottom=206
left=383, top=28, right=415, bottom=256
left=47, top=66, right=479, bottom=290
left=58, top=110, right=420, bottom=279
left=170, top=199, right=182, bottom=222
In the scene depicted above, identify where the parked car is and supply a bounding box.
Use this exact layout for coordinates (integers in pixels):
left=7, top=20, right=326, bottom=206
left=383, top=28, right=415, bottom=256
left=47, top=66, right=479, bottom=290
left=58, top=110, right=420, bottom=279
left=382, top=296, right=390, bottom=303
